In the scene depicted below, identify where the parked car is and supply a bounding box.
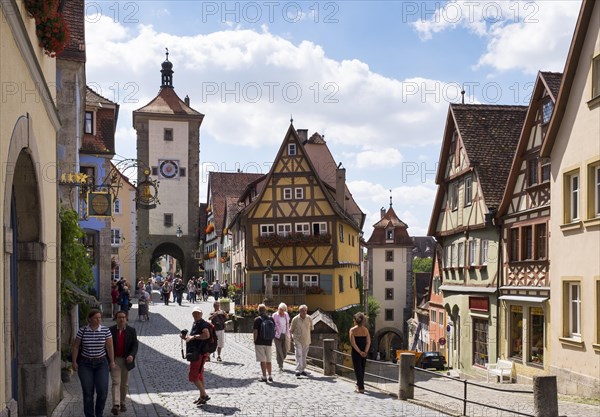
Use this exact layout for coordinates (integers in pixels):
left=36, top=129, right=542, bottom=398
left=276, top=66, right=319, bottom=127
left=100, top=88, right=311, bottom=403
left=418, top=352, right=446, bottom=370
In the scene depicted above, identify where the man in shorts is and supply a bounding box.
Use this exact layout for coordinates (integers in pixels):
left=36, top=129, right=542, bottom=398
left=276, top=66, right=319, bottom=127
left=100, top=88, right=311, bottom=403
left=182, top=307, right=210, bottom=405
left=253, top=304, right=275, bottom=382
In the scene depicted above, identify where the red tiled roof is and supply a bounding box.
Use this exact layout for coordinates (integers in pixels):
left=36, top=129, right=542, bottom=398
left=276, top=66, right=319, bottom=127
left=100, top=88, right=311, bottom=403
left=135, top=87, right=203, bottom=117
left=207, top=172, right=264, bottom=236
left=367, top=206, right=412, bottom=245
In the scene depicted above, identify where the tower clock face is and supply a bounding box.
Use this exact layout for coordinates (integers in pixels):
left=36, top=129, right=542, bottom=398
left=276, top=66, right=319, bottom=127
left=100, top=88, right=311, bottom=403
left=159, top=160, right=179, bottom=179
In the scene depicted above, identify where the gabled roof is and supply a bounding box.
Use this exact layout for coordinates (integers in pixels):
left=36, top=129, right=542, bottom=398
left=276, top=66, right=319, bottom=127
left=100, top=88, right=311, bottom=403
left=367, top=206, right=412, bottom=245
left=134, top=87, right=204, bottom=118
left=82, top=87, right=119, bottom=154
left=428, top=104, right=527, bottom=235
left=498, top=71, right=563, bottom=217
left=302, top=132, right=365, bottom=229
left=541, top=0, right=597, bottom=157
left=242, top=124, right=365, bottom=230
left=207, top=172, right=264, bottom=237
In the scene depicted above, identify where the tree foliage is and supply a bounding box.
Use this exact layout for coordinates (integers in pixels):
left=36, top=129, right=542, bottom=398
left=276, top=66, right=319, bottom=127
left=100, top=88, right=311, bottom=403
left=413, top=257, right=433, bottom=273
left=60, top=208, right=93, bottom=312
left=332, top=296, right=381, bottom=347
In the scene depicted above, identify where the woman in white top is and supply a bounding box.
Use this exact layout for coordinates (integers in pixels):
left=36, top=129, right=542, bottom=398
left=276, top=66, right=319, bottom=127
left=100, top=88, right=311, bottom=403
left=272, top=302, right=291, bottom=371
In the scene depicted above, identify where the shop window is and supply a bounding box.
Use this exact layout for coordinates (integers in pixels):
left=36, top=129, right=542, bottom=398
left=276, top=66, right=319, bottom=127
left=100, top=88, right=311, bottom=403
left=529, top=308, right=544, bottom=365
left=510, top=306, right=523, bottom=360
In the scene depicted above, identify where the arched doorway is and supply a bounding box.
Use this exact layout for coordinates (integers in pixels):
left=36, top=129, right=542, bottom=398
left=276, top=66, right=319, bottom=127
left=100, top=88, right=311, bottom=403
left=373, top=327, right=403, bottom=362
left=151, top=242, right=186, bottom=278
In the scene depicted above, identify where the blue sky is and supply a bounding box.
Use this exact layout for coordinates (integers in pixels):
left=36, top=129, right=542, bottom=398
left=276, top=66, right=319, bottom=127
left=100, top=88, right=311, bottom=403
left=85, top=0, right=581, bottom=238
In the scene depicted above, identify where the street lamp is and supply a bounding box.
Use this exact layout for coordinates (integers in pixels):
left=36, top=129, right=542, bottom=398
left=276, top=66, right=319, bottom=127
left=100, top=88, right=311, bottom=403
left=176, top=224, right=183, bottom=238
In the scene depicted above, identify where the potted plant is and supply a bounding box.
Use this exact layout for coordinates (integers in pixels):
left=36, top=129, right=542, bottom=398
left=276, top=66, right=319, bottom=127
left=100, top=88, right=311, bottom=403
left=219, top=297, right=231, bottom=313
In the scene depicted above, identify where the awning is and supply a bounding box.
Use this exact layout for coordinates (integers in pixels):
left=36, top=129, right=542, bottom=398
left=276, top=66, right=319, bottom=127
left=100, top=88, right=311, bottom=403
left=498, top=295, right=548, bottom=303
left=65, top=280, right=100, bottom=306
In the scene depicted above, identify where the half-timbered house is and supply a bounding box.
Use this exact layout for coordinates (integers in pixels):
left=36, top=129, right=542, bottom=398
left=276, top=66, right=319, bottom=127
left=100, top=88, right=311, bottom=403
left=428, top=103, right=527, bottom=377
left=238, top=125, right=365, bottom=311
left=496, top=71, right=562, bottom=381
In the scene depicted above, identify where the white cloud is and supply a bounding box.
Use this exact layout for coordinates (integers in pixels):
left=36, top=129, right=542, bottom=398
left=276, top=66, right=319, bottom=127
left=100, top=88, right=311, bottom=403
left=412, top=1, right=581, bottom=74
left=354, top=149, right=403, bottom=169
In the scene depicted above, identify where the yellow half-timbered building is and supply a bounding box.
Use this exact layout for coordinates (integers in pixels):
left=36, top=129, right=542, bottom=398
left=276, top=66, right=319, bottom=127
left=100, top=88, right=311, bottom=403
left=239, top=125, right=365, bottom=311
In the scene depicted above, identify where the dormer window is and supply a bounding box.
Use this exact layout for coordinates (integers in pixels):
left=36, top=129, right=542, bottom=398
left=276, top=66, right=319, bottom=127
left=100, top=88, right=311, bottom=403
left=85, top=111, right=93, bottom=134
left=386, top=229, right=393, bottom=240
left=288, top=143, right=296, bottom=156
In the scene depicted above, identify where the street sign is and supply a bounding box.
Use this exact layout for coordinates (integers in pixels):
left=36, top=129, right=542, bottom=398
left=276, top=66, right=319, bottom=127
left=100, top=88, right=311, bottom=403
left=439, top=337, right=446, bottom=346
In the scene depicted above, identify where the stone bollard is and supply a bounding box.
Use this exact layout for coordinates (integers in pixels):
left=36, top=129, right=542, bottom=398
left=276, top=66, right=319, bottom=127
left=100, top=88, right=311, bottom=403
left=533, top=376, right=559, bottom=417
left=398, top=353, right=415, bottom=400
left=323, top=339, right=336, bottom=376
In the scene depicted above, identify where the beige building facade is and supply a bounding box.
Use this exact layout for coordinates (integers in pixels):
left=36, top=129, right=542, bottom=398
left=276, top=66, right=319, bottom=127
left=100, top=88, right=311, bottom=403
left=1, top=1, right=62, bottom=415
left=541, top=0, right=600, bottom=397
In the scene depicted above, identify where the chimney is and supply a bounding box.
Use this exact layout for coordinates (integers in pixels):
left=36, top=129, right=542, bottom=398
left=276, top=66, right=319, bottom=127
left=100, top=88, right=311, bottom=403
left=297, top=129, right=308, bottom=143
left=336, top=165, right=346, bottom=211
left=380, top=207, right=386, bottom=219
left=185, top=95, right=190, bottom=106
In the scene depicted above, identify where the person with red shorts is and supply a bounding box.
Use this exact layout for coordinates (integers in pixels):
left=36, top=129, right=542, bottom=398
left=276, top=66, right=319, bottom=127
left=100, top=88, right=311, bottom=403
left=182, top=307, right=211, bottom=405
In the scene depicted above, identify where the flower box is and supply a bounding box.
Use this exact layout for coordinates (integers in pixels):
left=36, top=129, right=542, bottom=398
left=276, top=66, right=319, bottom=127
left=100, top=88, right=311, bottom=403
left=257, top=232, right=331, bottom=247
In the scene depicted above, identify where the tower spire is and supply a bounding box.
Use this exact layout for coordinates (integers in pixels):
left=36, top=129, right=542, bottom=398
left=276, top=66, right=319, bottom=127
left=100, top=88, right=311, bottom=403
left=389, top=189, right=393, bottom=207
left=161, top=48, right=174, bottom=88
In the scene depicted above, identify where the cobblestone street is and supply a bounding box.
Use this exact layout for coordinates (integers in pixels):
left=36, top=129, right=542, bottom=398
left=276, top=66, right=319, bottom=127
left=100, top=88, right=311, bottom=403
left=52, top=300, right=447, bottom=417
left=51, top=299, right=600, bottom=417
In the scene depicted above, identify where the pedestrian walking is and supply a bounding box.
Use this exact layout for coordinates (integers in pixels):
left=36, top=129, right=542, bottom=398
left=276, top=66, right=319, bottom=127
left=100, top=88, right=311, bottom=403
left=349, top=312, right=371, bottom=393
left=188, top=278, right=196, bottom=303
left=111, top=283, right=119, bottom=319
left=138, top=288, right=150, bottom=321
left=117, top=286, right=131, bottom=318
left=201, top=278, right=209, bottom=301
left=272, top=302, right=291, bottom=371
left=212, top=279, right=221, bottom=301
left=208, top=301, right=227, bottom=361
left=174, top=278, right=185, bottom=305
left=161, top=281, right=172, bottom=305
left=253, top=303, right=275, bottom=382
left=71, top=309, right=116, bottom=417
left=290, top=304, right=313, bottom=377
left=181, top=307, right=211, bottom=405
left=109, top=310, right=139, bottom=414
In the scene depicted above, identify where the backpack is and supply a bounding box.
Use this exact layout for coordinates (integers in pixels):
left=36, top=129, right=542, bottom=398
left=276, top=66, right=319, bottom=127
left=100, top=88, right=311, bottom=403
left=200, top=322, right=218, bottom=354
left=260, top=316, right=275, bottom=341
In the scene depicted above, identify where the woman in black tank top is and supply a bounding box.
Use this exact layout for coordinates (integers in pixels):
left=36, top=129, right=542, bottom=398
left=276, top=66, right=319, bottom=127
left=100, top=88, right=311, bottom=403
left=349, top=312, right=371, bottom=393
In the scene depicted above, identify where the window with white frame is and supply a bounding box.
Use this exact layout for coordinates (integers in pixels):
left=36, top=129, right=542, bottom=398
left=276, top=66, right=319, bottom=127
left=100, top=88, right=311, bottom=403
left=339, top=224, right=344, bottom=242
left=277, top=223, right=292, bottom=237
left=288, top=143, right=296, bottom=156
left=450, top=244, right=456, bottom=267
left=565, top=171, right=580, bottom=222
left=480, top=240, right=489, bottom=265
left=468, top=240, right=477, bottom=266
left=113, top=198, right=121, bottom=214
left=283, top=274, right=299, bottom=287
left=111, top=264, right=120, bottom=281
left=464, top=175, right=472, bottom=206
left=295, top=222, right=310, bottom=235
left=85, top=111, right=93, bottom=134
left=303, top=274, right=319, bottom=287
left=386, top=229, right=393, bottom=240
left=283, top=188, right=292, bottom=200
left=457, top=242, right=464, bottom=267
left=312, top=222, right=327, bottom=235
left=260, top=224, right=275, bottom=236
left=295, top=187, right=303, bottom=199
left=111, top=229, right=121, bottom=246
left=592, top=54, right=600, bottom=99
left=567, top=282, right=581, bottom=339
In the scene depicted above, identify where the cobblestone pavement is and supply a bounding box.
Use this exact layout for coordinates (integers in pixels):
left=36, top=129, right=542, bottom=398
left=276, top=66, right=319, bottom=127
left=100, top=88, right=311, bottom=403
left=52, top=299, right=599, bottom=417
left=53, top=299, right=447, bottom=417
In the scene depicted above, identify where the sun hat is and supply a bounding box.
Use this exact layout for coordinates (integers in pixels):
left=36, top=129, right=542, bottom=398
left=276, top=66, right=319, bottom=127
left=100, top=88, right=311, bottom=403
left=192, top=307, right=203, bottom=313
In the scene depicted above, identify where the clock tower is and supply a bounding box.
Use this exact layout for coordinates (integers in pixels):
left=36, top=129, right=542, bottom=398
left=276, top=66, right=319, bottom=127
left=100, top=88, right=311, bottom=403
left=133, top=51, right=204, bottom=279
